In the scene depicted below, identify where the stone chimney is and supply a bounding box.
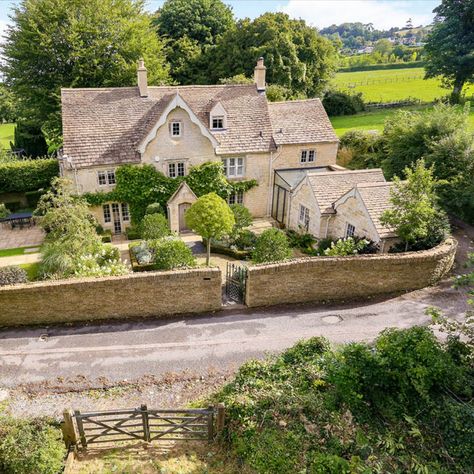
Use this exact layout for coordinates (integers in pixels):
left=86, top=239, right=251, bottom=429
left=254, top=57, right=266, bottom=92
left=137, top=58, right=148, bottom=97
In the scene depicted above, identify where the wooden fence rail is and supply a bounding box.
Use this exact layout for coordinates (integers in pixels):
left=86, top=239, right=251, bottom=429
left=62, top=404, right=225, bottom=450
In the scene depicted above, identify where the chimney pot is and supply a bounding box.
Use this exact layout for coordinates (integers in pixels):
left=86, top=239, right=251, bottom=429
left=254, top=57, right=266, bottom=92
left=137, top=58, right=148, bottom=97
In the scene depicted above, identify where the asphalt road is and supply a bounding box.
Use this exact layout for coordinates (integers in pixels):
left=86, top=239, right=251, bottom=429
left=0, top=281, right=468, bottom=389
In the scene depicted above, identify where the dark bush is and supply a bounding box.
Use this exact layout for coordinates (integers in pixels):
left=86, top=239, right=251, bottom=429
left=13, top=121, right=48, bottom=157
left=25, top=190, right=44, bottom=209
left=233, top=229, right=257, bottom=250
left=322, top=90, right=366, bottom=116
left=286, top=229, right=316, bottom=250
left=0, top=416, right=65, bottom=474
left=0, top=266, right=28, bottom=286
left=145, top=202, right=164, bottom=215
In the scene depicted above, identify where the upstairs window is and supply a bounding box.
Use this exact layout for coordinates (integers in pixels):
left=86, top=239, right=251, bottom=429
left=345, top=223, right=356, bottom=238
left=222, top=157, right=244, bottom=178
left=98, top=170, right=115, bottom=186
left=300, top=149, right=316, bottom=164
left=299, top=205, right=310, bottom=230
left=168, top=161, right=186, bottom=178
left=212, top=116, right=224, bottom=130
left=170, top=121, right=182, bottom=137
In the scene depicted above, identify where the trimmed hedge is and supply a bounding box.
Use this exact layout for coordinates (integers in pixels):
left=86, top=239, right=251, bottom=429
left=0, top=159, right=59, bottom=193
left=338, top=61, right=425, bottom=73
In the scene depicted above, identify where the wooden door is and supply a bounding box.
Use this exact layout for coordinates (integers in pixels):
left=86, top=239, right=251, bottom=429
left=179, top=203, right=192, bottom=232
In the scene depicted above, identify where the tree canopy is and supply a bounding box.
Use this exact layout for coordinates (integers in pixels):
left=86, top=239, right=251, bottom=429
left=1, top=0, right=170, bottom=152
left=207, top=13, right=338, bottom=98
left=424, top=0, right=474, bottom=102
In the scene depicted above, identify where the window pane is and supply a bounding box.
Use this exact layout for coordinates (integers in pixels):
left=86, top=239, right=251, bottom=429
left=237, top=191, right=243, bottom=204
left=177, top=162, right=185, bottom=176
left=237, top=158, right=244, bottom=176
left=171, top=122, right=181, bottom=136
left=308, top=150, right=315, bottom=162
left=98, top=172, right=107, bottom=185
left=222, top=159, right=228, bottom=176
left=121, top=203, right=129, bottom=222
left=212, top=117, right=224, bottom=129
left=107, top=170, right=116, bottom=184
left=300, top=151, right=307, bottom=163
left=168, top=163, right=176, bottom=178
left=103, top=204, right=111, bottom=223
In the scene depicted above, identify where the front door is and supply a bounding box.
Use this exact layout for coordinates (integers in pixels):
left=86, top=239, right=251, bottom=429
left=179, top=203, right=192, bottom=232
left=111, top=203, right=122, bottom=234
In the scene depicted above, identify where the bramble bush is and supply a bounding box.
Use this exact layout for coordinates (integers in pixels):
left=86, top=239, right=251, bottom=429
left=252, top=228, right=292, bottom=263
left=214, top=326, right=474, bottom=473
left=0, top=416, right=65, bottom=474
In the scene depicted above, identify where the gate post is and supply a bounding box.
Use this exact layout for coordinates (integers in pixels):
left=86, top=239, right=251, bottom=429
left=74, top=410, right=87, bottom=449
left=207, top=405, right=215, bottom=442
left=215, top=403, right=225, bottom=435
left=62, top=409, right=78, bottom=448
left=141, top=404, right=151, bottom=442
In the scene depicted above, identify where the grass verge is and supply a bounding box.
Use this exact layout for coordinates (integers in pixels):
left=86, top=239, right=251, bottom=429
left=0, top=123, right=15, bottom=149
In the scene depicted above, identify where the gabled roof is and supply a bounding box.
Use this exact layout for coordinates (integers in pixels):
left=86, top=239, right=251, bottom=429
left=306, top=169, right=386, bottom=214
left=268, top=99, right=338, bottom=146
left=355, top=182, right=396, bottom=238
left=167, top=181, right=197, bottom=205
left=61, top=84, right=276, bottom=169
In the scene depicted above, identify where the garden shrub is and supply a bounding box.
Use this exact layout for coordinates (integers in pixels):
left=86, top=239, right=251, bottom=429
left=126, top=225, right=141, bottom=241
left=130, top=241, right=154, bottom=265
left=0, top=416, right=66, bottom=474
left=145, top=202, right=164, bottom=215
left=233, top=229, right=257, bottom=251
left=286, top=229, right=316, bottom=251
left=149, top=237, right=196, bottom=270
left=230, top=204, right=252, bottom=231
left=0, top=265, right=27, bottom=286
left=338, top=130, right=383, bottom=169
left=323, top=237, right=369, bottom=256
left=140, top=213, right=170, bottom=240
left=322, top=90, right=366, bottom=116
left=252, top=228, right=292, bottom=263
left=0, top=203, right=9, bottom=218
left=0, top=158, right=59, bottom=194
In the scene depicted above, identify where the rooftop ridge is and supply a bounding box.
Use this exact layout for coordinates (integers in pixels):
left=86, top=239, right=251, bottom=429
left=307, top=168, right=384, bottom=178
left=356, top=181, right=394, bottom=188
left=268, top=98, right=322, bottom=105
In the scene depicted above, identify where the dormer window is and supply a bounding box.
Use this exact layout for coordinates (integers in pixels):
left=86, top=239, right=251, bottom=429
left=170, top=121, right=182, bottom=137
left=212, top=116, right=224, bottom=130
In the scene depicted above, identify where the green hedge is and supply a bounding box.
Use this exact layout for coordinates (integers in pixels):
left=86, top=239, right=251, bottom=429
left=338, top=61, right=425, bottom=73
left=0, top=159, right=59, bottom=193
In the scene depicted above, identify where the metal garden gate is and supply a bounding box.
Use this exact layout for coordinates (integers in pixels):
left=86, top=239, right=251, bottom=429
left=225, top=262, right=247, bottom=304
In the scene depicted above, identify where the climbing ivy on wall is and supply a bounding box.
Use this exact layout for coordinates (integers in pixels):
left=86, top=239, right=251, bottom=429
left=84, top=161, right=258, bottom=224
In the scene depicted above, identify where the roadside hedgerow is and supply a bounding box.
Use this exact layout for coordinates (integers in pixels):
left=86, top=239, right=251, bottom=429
left=252, top=228, right=292, bottom=263
left=0, top=416, right=65, bottom=474
left=0, top=265, right=27, bottom=286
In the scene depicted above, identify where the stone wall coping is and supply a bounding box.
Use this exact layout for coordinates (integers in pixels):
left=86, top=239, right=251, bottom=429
left=0, top=266, right=221, bottom=292
left=247, top=238, right=457, bottom=273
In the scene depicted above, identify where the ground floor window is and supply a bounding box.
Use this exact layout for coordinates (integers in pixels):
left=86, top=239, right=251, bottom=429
left=345, top=222, right=356, bottom=238
left=299, top=204, right=310, bottom=230
left=227, top=191, right=244, bottom=205
left=121, top=203, right=130, bottom=222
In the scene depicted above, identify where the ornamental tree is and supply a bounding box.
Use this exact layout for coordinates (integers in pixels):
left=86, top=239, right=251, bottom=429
left=185, top=192, right=235, bottom=265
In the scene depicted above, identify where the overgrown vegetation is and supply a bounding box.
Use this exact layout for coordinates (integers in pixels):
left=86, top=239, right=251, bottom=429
left=0, top=416, right=65, bottom=474
left=213, top=325, right=474, bottom=473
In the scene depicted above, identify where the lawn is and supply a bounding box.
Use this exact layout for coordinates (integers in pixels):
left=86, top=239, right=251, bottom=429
left=330, top=106, right=474, bottom=137
left=0, top=123, right=15, bottom=149
left=333, top=67, right=474, bottom=103
left=0, top=245, right=40, bottom=258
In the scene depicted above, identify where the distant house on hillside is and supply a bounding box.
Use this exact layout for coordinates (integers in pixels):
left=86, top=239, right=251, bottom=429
left=59, top=58, right=396, bottom=250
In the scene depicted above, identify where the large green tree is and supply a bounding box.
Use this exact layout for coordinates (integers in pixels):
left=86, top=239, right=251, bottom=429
left=153, top=0, right=234, bottom=84
left=1, top=0, right=170, bottom=153
left=424, top=0, right=474, bottom=103
left=208, top=13, right=338, bottom=98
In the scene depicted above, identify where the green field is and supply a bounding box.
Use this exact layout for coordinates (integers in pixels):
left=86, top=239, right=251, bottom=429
left=330, top=106, right=474, bottom=137
left=0, top=123, right=15, bottom=149
left=333, top=67, right=474, bottom=103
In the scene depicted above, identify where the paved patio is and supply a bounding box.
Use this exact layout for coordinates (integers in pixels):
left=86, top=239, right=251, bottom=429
left=0, top=225, right=45, bottom=250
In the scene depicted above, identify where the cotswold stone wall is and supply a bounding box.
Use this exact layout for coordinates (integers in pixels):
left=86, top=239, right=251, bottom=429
left=245, top=239, right=457, bottom=307
left=0, top=268, right=221, bottom=327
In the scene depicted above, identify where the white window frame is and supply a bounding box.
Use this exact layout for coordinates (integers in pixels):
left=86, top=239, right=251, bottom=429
left=298, top=204, right=310, bottom=229
left=121, top=203, right=130, bottom=222
left=345, top=223, right=356, bottom=238
left=300, top=149, right=316, bottom=164
left=170, top=121, right=182, bottom=137
left=98, top=171, right=107, bottom=186
left=227, top=191, right=244, bottom=205
left=107, top=170, right=116, bottom=185
left=103, top=204, right=111, bottom=223
left=168, top=161, right=186, bottom=178
left=222, top=157, right=244, bottom=178
left=98, top=170, right=115, bottom=186
left=211, top=116, right=225, bottom=130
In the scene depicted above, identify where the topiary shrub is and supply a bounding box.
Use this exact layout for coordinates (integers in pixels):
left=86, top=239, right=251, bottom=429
left=149, top=237, right=196, bottom=270
left=252, top=228, right=292, bottom=263
left=0, top=266, right=27, bottom=286
left=145, top=202, right=164, bottom=215
left=0, top=203, right=9, bottom=218
left=140, top=213, right=170, bottom=241
left=0, top=416, right=66, bottom=474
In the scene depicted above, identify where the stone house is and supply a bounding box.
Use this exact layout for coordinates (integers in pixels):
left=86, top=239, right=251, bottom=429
left=59, top=57, right=396, bottom=247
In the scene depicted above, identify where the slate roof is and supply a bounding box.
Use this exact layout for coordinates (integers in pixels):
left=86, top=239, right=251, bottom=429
left=268, top=99, right=338, bottom=146
left=306, top=169, right=386, bottom=214
left=61, top=84, right=278, bottom=168
left=355, top=182, right=396, bottom=238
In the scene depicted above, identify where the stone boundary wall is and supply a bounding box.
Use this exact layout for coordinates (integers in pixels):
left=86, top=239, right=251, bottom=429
left=245, top=239, right=457, bottom=307
left=0, top=268, right=222, bottom=327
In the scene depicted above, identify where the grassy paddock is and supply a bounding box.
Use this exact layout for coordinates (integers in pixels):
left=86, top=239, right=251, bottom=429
left=333, top=67, right=474, bottom=103
left=0, top=123, right=15, bottom=149
left=330, top=106, right=474, bottom=137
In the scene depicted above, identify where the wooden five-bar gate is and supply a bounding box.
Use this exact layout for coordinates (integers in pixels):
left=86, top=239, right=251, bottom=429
left=62, top=404, right=225, bottom=449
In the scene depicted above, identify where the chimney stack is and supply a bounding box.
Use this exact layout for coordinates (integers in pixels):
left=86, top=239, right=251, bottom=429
left=254, top=57, right=266, bottom=92
left=137, top=58, right=148, bottom=97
